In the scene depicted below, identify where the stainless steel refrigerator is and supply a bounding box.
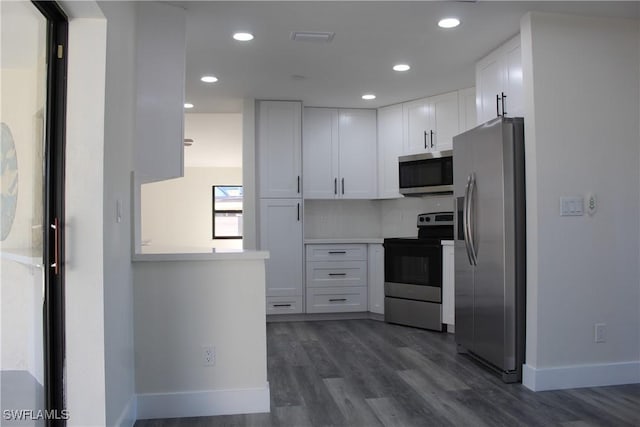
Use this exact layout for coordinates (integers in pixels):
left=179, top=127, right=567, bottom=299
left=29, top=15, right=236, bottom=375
left=453, top=116, right=526, bottom=383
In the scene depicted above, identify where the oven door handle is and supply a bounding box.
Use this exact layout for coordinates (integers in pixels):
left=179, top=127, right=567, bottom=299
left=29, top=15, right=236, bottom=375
left=463, top=174, right=475, bottom=266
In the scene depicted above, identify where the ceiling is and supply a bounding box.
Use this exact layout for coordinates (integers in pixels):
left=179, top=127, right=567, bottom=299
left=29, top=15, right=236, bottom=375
left=183, top=1, right=640, bottom=113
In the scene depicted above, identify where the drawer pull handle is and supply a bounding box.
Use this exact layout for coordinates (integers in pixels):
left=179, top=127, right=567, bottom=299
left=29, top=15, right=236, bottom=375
left=329, top=298, right=347, bottom=302
left=328, top=251, right=346, bottom=254
left=328, top=273, right=347, bottom=276
left=273, top=304, right=292, bottom=307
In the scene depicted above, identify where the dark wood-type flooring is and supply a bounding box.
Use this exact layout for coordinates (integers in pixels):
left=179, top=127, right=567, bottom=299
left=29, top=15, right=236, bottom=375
left=136, top=319, right=640, bottom=427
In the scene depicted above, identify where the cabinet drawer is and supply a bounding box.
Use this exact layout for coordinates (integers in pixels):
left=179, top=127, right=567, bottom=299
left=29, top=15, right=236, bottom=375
left=306, top=244, right=367, bottom=261
left=306, top=287, right=367, bottom=313
left=266, top=296, right=303, bottom=314
left=306, top=261, right=366, bottom=288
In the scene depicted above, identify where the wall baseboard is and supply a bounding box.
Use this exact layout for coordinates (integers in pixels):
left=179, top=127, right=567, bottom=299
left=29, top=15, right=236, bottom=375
left=114, top=394, right=137, bottom=427
left=523, top=361, right=640, bottom=391
left=136, top=384, right=270, bottom=420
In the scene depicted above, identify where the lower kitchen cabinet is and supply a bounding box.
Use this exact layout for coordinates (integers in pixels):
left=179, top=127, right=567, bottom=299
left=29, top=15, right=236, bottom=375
left=259, top=198, right=303, bottom=313
left=266, top=296, right=304, bottom=315
left=442, top=242, right=455, bottom=331
left=305, top=243, right=369, bottom=313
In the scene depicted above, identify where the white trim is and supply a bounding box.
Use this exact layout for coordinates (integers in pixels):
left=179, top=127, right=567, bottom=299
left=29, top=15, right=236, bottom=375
left=136, top=384, right=270, bottom=420
left=114, top=395, right=137, bottom=427
left=522, top=361, right=640, bottom=391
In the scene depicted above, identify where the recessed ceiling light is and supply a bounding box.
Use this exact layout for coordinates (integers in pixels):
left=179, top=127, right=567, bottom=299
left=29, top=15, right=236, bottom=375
left=233, top=32, right=254, bottom=41
left=184, top=103, right=194, bottom=109
left=393, top=64, right=411, bottom=72
left=438, top=18, right=460, bottom=29
left=362, top=94, right=376, bottom=100
left=201, top=75, right=218, bottom=83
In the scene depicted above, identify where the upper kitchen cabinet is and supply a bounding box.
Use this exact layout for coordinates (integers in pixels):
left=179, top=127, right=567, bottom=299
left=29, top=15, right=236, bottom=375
left=257, top=101, right=302, bottom=198
left=458, top=87, right=477, bottom=133
left=303, top=108, right=377, bottom=199
left=403, top=91, right=459, bottom=155
left=134, top=2, right=186, bottom=183
left=476, top=35, right=523, bottom=124
left=377, top=104, right=403, bottom=199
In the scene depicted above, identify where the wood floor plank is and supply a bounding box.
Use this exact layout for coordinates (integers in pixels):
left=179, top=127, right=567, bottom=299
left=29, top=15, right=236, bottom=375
left=273, top=405, right=313, bottom=427
left=323, top=377, right=384, bottom=427
left=365, top=396, right=425, bottom=427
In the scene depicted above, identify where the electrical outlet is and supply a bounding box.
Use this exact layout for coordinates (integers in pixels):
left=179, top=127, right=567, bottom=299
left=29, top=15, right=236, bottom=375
left=594, top=323, right=606, bottom=343
left=202, top=345, right=215, bottom=366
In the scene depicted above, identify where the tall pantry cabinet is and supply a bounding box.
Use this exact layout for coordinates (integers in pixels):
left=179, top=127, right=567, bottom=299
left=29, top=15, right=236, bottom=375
left=257, top=101, right=304, bottom=314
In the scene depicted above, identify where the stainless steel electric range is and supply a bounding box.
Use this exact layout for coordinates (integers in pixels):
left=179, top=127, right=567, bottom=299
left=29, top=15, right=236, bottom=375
left=383, top=212, right=454, bottom=331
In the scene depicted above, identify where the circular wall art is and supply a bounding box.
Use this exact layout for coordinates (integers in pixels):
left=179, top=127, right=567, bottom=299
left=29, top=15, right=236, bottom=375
left=1, top=122, right=19, bottom=241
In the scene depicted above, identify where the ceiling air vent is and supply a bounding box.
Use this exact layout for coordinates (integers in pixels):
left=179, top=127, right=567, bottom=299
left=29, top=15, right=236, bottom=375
left=290, top=31, right=335, bottom=43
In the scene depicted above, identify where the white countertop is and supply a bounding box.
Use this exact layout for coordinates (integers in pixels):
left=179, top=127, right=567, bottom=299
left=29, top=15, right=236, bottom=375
left=441, top=240, right=454, bottom=246
left=304, top=238, right=384, bottom=244
left=132, top=246, right=270, bottom=262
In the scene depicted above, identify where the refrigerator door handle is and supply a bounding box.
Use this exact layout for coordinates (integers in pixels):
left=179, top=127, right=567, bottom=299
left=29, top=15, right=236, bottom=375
left=467, top=173, right=478, bottom=265
left=463, top=176, right=475, bottom=265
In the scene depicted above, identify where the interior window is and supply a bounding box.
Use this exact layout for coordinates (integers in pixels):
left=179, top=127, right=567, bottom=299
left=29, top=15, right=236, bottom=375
left=212, top=185, right=243, bottom=239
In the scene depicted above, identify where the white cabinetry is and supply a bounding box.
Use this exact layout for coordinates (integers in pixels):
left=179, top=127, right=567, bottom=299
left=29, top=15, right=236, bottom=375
left=403, top=91, right=459, bottom=155
left=305, top=244, right=368, bottom=313
left=258, top=101, right=302, bottom=198
left=134, top=2, right=185, bottom=182
left=260, top=199, right=303, bottom=314
left=377, top=104, right=403, bottom=199
left=476, top=35, right=523, bottom=124
left=368, top=244, right=384, bottom=315
left=442, top=242, right=455, bottom=331
left=303, top=108, right=377, bottom=199
left=458, top=87, right=477, bottom=133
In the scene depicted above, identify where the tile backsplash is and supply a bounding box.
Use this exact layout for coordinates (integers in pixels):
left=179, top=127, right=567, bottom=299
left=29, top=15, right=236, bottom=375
left=303, top=195, right=453, bottom=239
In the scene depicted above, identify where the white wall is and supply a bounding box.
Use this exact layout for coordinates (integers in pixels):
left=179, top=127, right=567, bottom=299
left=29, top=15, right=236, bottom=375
left=133, top=259, right=269, bottom=418
left=242, top=99, right=257, bottom=249
left=99, top=1, right=137, bottom=425
left=141, top=167, right=242, bottom=249
left=62, top=2, right=108, bottom=424
left=521, top=12, right=640, bottom=390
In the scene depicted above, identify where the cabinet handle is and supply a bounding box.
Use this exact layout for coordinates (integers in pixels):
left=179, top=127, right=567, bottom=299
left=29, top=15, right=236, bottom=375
left=430, top=130, right=434, bottom=148
left=297, top=176, right=300, bottom=194
left=328, top=251, right=346, bottom=254
left=329, top=298, right=347, bottom=302
left=297, top=203, right=300, bottom=221
left=424, top=130, right=428, bottom=149
left=334, top=178, right=337, bottom=195
left=496, top=94, right=501, bottom=117
left=274, top=304, right=292, bottom=307
left=501, top=92, right=507, bottom=117
left=341, top=178, right=345, bottom=195
left=328, top=273, right=347, bottom=276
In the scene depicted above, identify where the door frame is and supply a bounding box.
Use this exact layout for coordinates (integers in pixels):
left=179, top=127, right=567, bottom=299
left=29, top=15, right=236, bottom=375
left=31, top=1, right=68, bottom=420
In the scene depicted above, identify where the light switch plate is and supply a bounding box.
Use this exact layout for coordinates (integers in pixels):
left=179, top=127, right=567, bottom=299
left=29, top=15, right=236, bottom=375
left=560, top=196, right=584, bottom=216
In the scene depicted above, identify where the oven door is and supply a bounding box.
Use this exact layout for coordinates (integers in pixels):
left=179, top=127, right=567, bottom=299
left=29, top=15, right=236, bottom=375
left=383, top=239, right=443, bottom=302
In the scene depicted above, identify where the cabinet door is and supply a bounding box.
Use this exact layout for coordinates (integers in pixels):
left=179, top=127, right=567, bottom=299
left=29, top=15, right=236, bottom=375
left=402, top=98, right=432, bottom=154
left=303, top=108, right=339, bottom=199
left=377, top=104, right=403, bottom=199
left=458, top=87, right=477, bottom=133
left=257, top=101, right=302, bottom=198
left=338, top=109, right=377, bottom=199
left=504, top=39, right=524, bottom=118
left=476, top=50, right=504, bottom=124
left=134, top=2, right=185, bottom=183
left=259, top=199, right=303, bottom=302
left=431, top=91, right=459, bottom=152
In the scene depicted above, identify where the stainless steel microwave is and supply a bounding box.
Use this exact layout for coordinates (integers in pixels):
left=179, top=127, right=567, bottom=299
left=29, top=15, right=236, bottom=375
left=398, top=150, right=453, bottom=196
